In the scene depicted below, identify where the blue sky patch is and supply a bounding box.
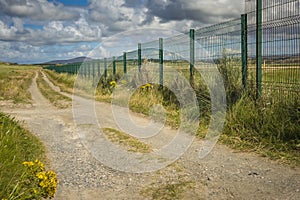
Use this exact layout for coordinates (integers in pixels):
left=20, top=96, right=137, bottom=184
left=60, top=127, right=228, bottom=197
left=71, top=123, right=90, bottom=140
left=48, top=0, right=89, bottom=7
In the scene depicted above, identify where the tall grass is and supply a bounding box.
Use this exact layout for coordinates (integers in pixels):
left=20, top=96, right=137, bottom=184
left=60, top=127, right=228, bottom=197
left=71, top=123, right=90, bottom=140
left=0, top=64, right=38, bottom=104
left=222, top=93, right=300, bottom=165
left=129, top=85, right=181, bottom=129
left=0, top=112, right=46, bottom=197
left=216, top=52, right=300, bottom=165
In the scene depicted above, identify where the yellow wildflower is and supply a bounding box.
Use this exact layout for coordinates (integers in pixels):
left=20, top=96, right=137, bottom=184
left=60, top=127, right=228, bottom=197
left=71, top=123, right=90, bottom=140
left=35, top=159, right=45, bottom=170
left=141, top=83, right=153, bottom=90
left=39, top=181, right=46, bottom=188
left=36, top=172, right=47, bottom=180
left=20, top=160, right=58, bottom=198
left=110, top=81, right=117, bottom=87
left=22, top=161, right=34, bottom=167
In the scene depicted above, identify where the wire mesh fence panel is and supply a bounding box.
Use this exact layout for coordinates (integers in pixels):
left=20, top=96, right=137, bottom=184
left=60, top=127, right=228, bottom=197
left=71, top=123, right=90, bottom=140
left=114, top=55, right=124, bottom=76
left=163, top=33, right=190, bottom=69
left=194, top=18, right=243, bottom=106
left=246, top=0, right=300, bottom=99
left=139, top=40, right=160, bottom=85
left=126, top=50, right=138, bottom=72
left=261, top=16, right=300, bottom=97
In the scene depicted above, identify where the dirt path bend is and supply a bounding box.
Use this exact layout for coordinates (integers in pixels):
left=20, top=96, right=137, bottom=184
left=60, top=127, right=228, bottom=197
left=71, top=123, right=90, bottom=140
left=1, top=71, right=299, bottom=200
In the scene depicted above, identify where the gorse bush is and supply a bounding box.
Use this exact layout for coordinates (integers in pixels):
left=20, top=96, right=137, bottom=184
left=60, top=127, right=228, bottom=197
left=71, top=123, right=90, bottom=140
left=96, top=74, right=120, bottom=95
left=5, top=160, right=57, bottom=200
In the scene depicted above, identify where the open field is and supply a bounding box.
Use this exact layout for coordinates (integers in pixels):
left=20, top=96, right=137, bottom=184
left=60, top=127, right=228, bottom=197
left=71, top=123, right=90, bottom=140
left=0, top=64, right=38, bottom=104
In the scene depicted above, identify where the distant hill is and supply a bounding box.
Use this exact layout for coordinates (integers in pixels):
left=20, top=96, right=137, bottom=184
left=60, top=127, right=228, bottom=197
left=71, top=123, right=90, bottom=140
left=42, top=56, right=93, bottom=65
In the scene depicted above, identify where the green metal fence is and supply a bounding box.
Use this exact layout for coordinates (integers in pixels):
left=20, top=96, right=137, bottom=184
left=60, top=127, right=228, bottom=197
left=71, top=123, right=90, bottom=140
left=246, top=0, right=300, bottom=98
left=45, top=0, right=299, bottom=101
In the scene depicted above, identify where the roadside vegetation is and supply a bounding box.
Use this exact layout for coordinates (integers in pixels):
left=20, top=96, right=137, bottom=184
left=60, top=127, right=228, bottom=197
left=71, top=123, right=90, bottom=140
left=0, top=64, right=37, bottom=104
left=0, top=112, right=50, bottom=199
left=42, top=61, right=300, bottom=165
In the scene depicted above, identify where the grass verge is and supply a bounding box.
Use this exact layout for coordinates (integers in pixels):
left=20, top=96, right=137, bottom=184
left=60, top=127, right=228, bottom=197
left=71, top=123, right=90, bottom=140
left=142, top=180, right=192, bottom=200
left=36, top=71, right=71, bottom=109
left=0, top=112, right=46, bottom=198
left=42, top=69, right=76, bottom=94
left=141, top=163, right=194, bottom=200
left=102, top=127, right=152, bottom=153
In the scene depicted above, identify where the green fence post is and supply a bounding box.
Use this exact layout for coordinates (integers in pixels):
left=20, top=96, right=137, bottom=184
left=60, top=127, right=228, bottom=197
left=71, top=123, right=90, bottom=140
left=138, top=43, right=142, bottom=72
left=104, top=58, right=107, bottom=78
left=256, top=0, right=262, bottom=98
left=88, top=62, right=91, bottom=80
left=79, top=64, right=82, bottom=77
left=123, top=52, right=127, bottom=74
left=190, top=29, right=195, bottom=85
left=97, top=61, right=100, bottom=77
left=92, top=61, right=95, bottom=84
left=241, top=14, right=248, bottom=89
left=113, top=56, right=116, bottom=76
left=159, top=38, right=163, bottom=87
left=84, top=63, right=87, bottom=79
left=80, top=64, right=83, bottom=77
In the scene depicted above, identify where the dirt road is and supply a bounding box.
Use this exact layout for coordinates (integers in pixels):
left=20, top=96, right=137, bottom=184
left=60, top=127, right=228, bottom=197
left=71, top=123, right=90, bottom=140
left=1, top=72, right=299, bottom=199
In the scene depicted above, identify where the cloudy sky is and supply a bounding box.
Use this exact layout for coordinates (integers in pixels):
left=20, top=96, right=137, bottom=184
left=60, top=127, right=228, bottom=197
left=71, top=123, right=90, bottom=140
left=0, top=0, right=244, bottom=64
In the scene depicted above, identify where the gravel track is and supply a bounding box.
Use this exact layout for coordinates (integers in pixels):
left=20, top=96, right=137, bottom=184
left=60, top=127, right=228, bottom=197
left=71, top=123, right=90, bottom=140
left=1, top=71, right=299, bottom=199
